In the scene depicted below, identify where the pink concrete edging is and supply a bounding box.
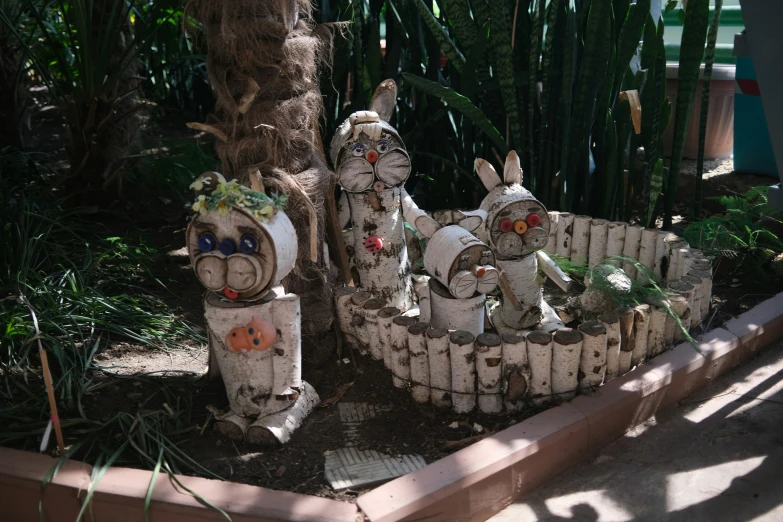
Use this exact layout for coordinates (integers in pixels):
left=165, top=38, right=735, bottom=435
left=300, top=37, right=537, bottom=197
left=357, top=292, right=783, bottom=522
left=2, top=293, right=782, bottom=522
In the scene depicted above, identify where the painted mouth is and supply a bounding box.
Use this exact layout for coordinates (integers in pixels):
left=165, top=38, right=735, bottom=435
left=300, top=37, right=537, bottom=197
left=223, top=287, right=240, bottom=300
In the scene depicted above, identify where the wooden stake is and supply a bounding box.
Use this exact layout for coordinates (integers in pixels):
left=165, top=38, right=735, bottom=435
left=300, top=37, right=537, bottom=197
left=555, top=212, right=575, bottom=259
left=501, top=333, right=530, bottom=411
left=622, top=224, right=643, bottom=279
left=526, top=331, right=554, bottom=405
left=632, top=304, right=651, bottom=367
left=426, top=328, right=452, bottom=408
left=577, top=320, right=607, bottom=390
left=588, top=219, right=609, bottom=268
left=571, top=215, right=592, bottom=265
left=449, top=331, right=477, bottom=414
left=407, top=322, right=431, bottom=404
left=552, top=328, right=583, bottom=401
left=599, top=313, right=621, bottom=382
left=476, top=333, right=503, bottom=413
left=616, top=307, right=636, bottom=375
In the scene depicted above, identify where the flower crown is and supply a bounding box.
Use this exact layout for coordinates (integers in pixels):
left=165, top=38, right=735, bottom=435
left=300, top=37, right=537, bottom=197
left=190, top=177, right=288, bottom=223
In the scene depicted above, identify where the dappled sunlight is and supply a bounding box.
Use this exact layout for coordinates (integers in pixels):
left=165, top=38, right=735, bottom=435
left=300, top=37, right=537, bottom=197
left=666, top=456, right=766, bottom=512
left=544, top=490, right=634, bottom=521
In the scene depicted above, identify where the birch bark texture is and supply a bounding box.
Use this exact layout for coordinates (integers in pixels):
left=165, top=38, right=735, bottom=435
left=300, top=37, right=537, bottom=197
left=526, top=331, right=554, bottom=405
left=588, top=219, right=609, bottom=268
left=556, top=212, right=575, bottom=259
left=599, top=313, right=621, bottom=382
left=645, top=301, right=668, bottom=358
left=606, top=222, right=627, bottom=264
left=378, top=307, right=401, bottom=369
left=501, top=333, right=530, bottom=411
left=552, top=328, right=583, bottom=400
left=578, top=320, right=607, bottom=390
left=545, top=212, right=560, bottom=254
left=571, top=215, right=592, bottom=265
left=476, top=333, right=503, bottom=413
left=390, top=315, right=416, bottom=388
left=622, top=224, right=644, bottom=279
left=496, top=255, right=542, bottom=329
left=638, top=228, right=659, bottom=280
left=407, top=322, right=431, bottom=403
left=450, top=331, right=477, bottom=414
left=680, top=274, right=703, bottom=329
left=429, top=278, right=486, bottom=336
left=362, top=298, right=386, bottom=361
left=427, top=327, right=452, bottom=408
left=632, top=304, right=651, bottom=366
left=616, top=307, right=636, bottom=375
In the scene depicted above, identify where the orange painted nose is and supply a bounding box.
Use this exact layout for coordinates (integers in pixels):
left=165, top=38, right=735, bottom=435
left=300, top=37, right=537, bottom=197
left=366, top=150, right=379, bottom=163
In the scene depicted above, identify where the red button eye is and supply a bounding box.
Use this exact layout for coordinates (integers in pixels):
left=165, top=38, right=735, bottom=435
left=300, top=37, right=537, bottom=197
left=499, top=219, right=513, bottom=233
left=526, top=213, right=541, bottom=227
left=364, top=235, right=384, bottom=253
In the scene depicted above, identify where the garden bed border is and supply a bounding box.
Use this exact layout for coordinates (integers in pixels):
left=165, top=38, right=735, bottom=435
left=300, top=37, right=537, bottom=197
left=1, top=292, right=782, bottom=522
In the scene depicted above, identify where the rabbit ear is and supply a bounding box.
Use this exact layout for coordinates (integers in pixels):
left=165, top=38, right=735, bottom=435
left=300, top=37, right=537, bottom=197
left=475, top=158, right=503, bottom=192
left=369, top=79, right=397, bottom=122
left=503, top=151, right=523, bottom=185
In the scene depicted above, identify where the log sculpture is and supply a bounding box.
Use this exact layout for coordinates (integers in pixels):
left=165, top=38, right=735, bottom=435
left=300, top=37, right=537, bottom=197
left=187, top=172, right=319, bottom=445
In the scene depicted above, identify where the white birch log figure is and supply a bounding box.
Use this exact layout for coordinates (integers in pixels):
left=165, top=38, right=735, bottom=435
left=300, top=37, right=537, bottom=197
left=526, top=331, right=554, bottom=405
left=645, top=299, right=668, bottom=358
left=632, top=304, right=651, bottom=366
left=638, top=228, right=659, bottom=281
left=552, top=328, right=583, bottom=401
left=622, top=224, right=644, bottom=279
left=472, top=151, right=552, bottom=329
left=556, top=212, right=575, bottom=259
left=423, top=225, right=498, bottom=299
left=187, top=174, right=318, bottom=445
left=680, top=274, right=703, bottom=329
left=654, top=231, right=677, bottom=281
left=571, top=216, right=592, bottom=265
left=588, top=219, right=609, bottom=268
left=599, top=313, right=621, bottom=382
left=665, top=295, right=690, bottom=345
left=501, top=333, right=530, bottom=411
left=407, top=322, right=431, bottom=403
left=330, top=81, right=418, bottom=311
left=688, top=269, right=713, bottom=324
left=606, top=222, right=627, bottom=266
left=378, top=307, right=401, bottom=369
left=577, top=320, right=608, bottom=390
left=476, top=333, right=503, bottom=413
left=427, top=327, right=452, bottom=408
left=545, top=212, right=560, bottom=254
left=429, top=279, right=487, bottom=336
left=450, top=331, right=477, bottom=414
left=390, top=315, right=416, bottom=388
left=363, top=298, right=386, bottom=361
left=616, top=307, right=636, bottom=375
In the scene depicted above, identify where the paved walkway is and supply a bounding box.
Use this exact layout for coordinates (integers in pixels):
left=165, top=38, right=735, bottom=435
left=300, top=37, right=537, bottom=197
left=491, top=340, right=783, bottom=522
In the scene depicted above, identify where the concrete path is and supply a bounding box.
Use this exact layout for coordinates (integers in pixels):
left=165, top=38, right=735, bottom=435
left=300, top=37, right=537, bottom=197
left=491, top=340, right=783, bottom=522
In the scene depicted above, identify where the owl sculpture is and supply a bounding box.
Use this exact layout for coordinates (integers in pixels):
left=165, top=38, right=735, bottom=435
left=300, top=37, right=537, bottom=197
left=187, top=172, right=319, bottom=445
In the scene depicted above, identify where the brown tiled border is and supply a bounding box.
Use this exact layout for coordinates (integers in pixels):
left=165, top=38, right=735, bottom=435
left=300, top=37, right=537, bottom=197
left=2, top=293, right=782, bottom=522
left=357, top=292, right=783, bottom=521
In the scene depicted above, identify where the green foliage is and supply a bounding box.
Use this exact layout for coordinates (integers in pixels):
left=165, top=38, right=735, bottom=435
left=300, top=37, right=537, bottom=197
left=684, top=186, right=783, bottom=279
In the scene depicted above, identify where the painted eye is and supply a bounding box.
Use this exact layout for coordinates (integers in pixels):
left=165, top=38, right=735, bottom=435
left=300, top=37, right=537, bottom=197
left=526, top=213, right=541, bottom=227
left=197, top=232, right=217, bottom=252
left=239, top=234, right=258, bottom=253
left=499, top=219, right=514, bottom=233
left=459, top=259, right=468, bottom=270
left=377, top=140, right=390, bottom=153
left=480, top=256, right=490, bottom=265
left=351, top=143, right=365, bottom=156
left=514, top=220, right=528, bottom=234
left=219, top=238, right=237, bottom=256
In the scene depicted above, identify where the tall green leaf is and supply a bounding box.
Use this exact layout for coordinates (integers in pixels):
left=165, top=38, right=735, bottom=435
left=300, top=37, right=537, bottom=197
left=602, top=109, right=619, bottom=218
left=402, top=73, right=509, bottom=155
left=413, top=0, right=466, bottom=72
left=440, top=0, right=478, bottom=49
left=693, top=0, right=723, bottom=219
left=558, top=0, right=579, bottom=210
left=612, top=0, right=650, bottom=103
left=488, top=0, right=524, bottom=151
left=663, top=0, right=709, bottom=230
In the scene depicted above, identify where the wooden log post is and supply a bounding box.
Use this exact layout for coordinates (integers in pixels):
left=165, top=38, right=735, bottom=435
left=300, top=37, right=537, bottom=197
left=501, top=333, right=530, bottom=411
left=390, top=315, right=416, bottom=388
left=665, top=295, right=690, bottom=345
left=645, top=299, right=669, bottom=358
left=577, top=320, right=607, bottom=391
left=334, top=286, right=358, bottom=346
left=555, top=212, right=575, bottom=259
left=664, top=236, right=689, bottom=284
left=667, top=280, right=695, bottom=336
left=407, top=322, right=431, bottom=404
left=349, top=290, right=373, bottom=353
left=450, top=331, right=477, bottom=414
left=681, top=252, right=710, bottom=280
left=654, top=231, right=677, bottom=280
left=632, top=304, right=651, bottom=366
left=363, top=298, right=386, bottom=361
left=476, top=333, right=503, bottom=413
left=616, top=307, right=636, bottom=375
left=412, top=275, right=432, bottom=323
left=680, top=274, right=704, bottom=329
left=526, top=331, right=554, bottom=405
left=673, top=248, right=691, bottom=281
left=247, top=381, right=320, bottom=446
left=552, top=328, right=583, bottom=401
left=688, top=269, right=713, bottom=324
left=599, top=313, right=621, bottom=382
left=606, top=222, right=627, bottom=266
left=638, top=228, right=659, bottom=281
left=588, top=219, right=609, bottom=268
left=571, top=215, right=592, bottom=265
left=545, top=211, right=560, bottom=254
left=379, top=307, right=401, bottom=369
left=622, top=224, right=644, bottom=279
left=429, top=279, right=486, bottom=336
left=426, top=327, right=452, bottom=408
